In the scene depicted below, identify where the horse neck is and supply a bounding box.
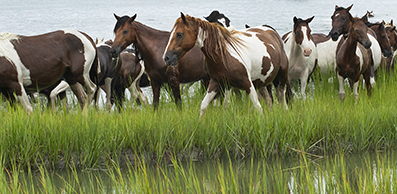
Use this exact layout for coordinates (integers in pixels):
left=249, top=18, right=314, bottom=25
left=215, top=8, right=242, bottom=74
left=132, top=22, right=170, bottom=63
left=342, top=31, right=359, bottom=57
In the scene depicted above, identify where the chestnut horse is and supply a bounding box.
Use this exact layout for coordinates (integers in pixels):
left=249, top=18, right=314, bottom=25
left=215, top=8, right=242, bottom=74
left=110, top=14, right=209, bottom=109
left=0, top=29, right=97, bottom=113
left=335, top=16, right=373, bottom=101
left=163, top=13, right=289, bottom=117
left=282, top=16, right=317, bottom=99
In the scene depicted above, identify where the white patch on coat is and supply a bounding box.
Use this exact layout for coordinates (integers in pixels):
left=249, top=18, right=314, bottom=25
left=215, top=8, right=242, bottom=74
left=0, top=32, right=32, bottom=86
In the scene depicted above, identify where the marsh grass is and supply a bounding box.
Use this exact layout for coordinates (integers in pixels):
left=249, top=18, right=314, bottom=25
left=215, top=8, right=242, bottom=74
left=1, top=67, right=397, bottom=192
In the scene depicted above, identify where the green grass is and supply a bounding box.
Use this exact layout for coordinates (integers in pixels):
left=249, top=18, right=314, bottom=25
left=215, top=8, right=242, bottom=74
left=1, top=67, right=397, bottom=193
left=1, top=68, right=397, bottom=170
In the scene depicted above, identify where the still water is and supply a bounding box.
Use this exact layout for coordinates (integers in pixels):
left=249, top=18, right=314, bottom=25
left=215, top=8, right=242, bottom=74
left=1, top=0, right=397, bottom=41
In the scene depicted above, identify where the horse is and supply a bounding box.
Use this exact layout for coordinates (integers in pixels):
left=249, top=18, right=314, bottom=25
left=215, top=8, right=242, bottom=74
left=112, top=49, right=148, bottom=108
left=204, top=10, right=231, bottom=28
left=363, top=20, right=393, bottom=71
left=26, top=78, right=69, bottom=110
left=329, top=4, right=388, bottom=72
left=282, top=16, right=317, bottom=99
left=335, top=16, right=374, bottom=101
left=163, top=13, right=289, bottom=117
left=0, top=29, right=97, bottom=113
left=110, top=14, right=209, bottom=110
left=92, top=40, right=122, bottom=110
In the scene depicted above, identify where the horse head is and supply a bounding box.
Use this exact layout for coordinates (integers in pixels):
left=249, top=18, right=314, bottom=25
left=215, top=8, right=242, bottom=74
left=204, top=10, right=230, bottom=28
left=329, top=4, right=353, bottom=41
left=370, top=21, right=393, bottom=57
left=110, top=14, right=137, bottom=58
left=385, top=20, right=397, bottom=50
left=163, top=13, right=199, bottom=66
left=350, top=16, right=372, bottom=49
left=293, top=16, right=315, bottom=57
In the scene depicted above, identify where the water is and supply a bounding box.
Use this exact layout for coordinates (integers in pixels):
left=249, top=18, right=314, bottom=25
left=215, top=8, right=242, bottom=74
left=1, top=0, right=397, bottom=40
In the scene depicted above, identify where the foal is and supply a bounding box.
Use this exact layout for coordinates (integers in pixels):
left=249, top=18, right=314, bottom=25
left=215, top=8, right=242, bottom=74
left=335, top=16, right=373, bottom=101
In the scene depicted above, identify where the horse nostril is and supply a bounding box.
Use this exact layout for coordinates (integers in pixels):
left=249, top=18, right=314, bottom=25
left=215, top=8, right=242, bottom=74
left=164, top=55, right=169, bottom=62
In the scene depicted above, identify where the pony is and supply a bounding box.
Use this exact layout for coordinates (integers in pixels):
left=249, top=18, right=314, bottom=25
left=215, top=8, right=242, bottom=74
left=282, top=16, right=317, bottom=99
left=110, top=14, right=209, bottom=110
left=163, top=13, right=289, bottom=117
left=335, top=16, right=374, bottom=101
left=0, top=29, right=97, bottom=113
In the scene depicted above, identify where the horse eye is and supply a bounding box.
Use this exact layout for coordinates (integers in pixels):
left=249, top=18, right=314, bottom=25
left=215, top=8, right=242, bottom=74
left=176, top=32, right=183, bottom=38
left=123, top=30, right=128, bottom=35
left=342, top=16, right=346, bottom=21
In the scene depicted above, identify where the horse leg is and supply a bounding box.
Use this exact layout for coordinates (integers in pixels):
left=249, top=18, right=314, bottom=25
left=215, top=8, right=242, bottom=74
left=13, top=83, right=33, bottom=113
left=102, top=77, right=113, bottom=111
left=352, top=79, right=359, bottom=101
left=49, top=80, right=69, bottom=110
left=69, top=82, right=87, bottom=109
left=337, top=74, right=346, bottom=102
left=168, top=77, right=182, bottom=109
left=300, top=71, right=309, bottom=100
left=223, top=88, right=232, bottom=108
left=200, top=80, right=219, bottom=119
left=275, top=83, right=288, bottom=110
left=258, top=86, right=273, bottom=109
left=151, top=81, right=161, bottom=110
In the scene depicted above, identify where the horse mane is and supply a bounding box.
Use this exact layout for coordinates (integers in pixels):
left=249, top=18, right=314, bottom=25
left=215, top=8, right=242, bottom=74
left=0, top=32, right=19, bottom=41
left=180, top=15, right=245, bottom=68
left=0, top=32, right=20, bottom=64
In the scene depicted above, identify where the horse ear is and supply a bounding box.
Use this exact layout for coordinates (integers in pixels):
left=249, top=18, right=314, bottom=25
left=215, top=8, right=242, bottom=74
left=306, top=16, right=315, bottom=23
left=335, top=5, right=339, bottom=10
left=181, top=12, right=188, bottom=25
left=393, top=26, right=396, bottom=31
left=131, top=14, right=137, bottom=22
left=391, top=19, right=394, bottom=26
left=114, top=13, right=121, bottom=21
left=361, top=14, right=368, bottom=23
left=293, top=16, right=298, bottom=24
left=346, top=4, right=353, bottom=11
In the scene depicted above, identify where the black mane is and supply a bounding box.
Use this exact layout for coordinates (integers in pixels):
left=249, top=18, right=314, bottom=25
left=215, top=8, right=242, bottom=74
left=114, top=16, right=130, bottom=33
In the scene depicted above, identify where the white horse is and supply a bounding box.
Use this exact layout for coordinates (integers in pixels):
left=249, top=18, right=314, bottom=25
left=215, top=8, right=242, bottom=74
left=282, top=16, right=317, bottom=99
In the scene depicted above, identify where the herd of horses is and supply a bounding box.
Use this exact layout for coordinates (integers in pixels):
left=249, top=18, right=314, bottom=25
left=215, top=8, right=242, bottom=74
left=0, top=4, right=396, bottom=117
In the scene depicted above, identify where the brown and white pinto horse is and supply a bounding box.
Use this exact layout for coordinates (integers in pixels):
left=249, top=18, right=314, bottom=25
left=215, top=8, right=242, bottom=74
left=282, top=16, right=317, bottom=99
left=335, top=16, right=373, bottom=101
left=110, top=14, right=209, bottom=110
left=163, top=13, right=289, bottom=117
left=0, top=29, right=97, bottom=113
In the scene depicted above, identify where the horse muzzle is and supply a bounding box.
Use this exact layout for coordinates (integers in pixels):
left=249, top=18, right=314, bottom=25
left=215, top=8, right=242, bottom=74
left=110, top=46, right=121, bottom=58
left=362, top=40, right=372, bottom=49
left=329, top=30, right=340, bottom=41
left=163, top=51, right=178, bottom=66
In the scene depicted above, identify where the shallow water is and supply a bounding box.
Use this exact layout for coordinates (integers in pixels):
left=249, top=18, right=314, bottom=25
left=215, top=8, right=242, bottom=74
left=1, top=0, right=397, bottom=40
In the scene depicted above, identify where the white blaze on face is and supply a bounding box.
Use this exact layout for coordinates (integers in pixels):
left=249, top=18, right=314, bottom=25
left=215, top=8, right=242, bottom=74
left=163, top=27, right=176, bottom=59
left=300, top=26, right=313, bottom=57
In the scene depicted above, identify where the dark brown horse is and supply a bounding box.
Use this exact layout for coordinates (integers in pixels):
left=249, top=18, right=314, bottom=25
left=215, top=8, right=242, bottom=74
left=0, top=29, right=98, bottom=113
left=163, top=13, right=289, bottom=117
left=110, top=14, right=209, bottom=109
left=335, top=16, right=373, bottom=101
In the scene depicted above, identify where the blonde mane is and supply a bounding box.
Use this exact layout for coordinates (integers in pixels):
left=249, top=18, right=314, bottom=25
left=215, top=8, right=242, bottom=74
left=180, top=15, right=245, bottom=68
